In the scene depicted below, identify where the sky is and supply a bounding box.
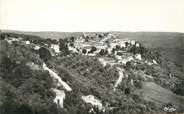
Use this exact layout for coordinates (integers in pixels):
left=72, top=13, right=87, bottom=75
left=0, top=0, right=184, bottom=32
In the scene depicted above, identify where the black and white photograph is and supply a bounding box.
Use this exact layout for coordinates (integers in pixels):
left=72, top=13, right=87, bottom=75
left=0, top=0, right=184, bottom=114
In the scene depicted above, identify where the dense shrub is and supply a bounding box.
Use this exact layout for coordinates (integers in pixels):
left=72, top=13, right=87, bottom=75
left=173, top=80, right=184, bottom=96
left=35, top=47, right=52, bottom=62
left=0, top=41, right=57, bottom=114
left=59, top=39, right=69, bottom=55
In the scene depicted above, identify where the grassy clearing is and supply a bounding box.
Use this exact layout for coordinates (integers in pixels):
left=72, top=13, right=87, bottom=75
left=135, top=82, right=184, bottom=111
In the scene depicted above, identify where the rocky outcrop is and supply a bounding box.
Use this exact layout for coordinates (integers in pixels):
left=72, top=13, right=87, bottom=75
left=43, top=63, right=72, bottom=108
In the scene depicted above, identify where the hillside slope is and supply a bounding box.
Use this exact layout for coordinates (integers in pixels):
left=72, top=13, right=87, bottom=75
left=135, top=82, right=184, bottom=110
left=0, top=32, right=184, bottom=114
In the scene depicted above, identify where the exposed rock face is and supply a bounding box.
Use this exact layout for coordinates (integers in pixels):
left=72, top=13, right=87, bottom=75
left=52, top=88, right=66, bottom=108
left=43, top=63, right=72, bottom=108
left=119, top=56, right=134, bottom=65
left=51, top=44, right=60, bottom=53
left=98, top=58, right=108, bottom=67
left=153, top=59, right=157, bottom=64
left=25, top=41, right=30, bottom=44
left=43, top=63, right=72, bottom=91
left=82, top=95, right=104, bottom=111
left=34, top=45, right=41, bottom=50
left=114, top=67, right=125, bottom=91
left=135, top=53, right=142, bottom=60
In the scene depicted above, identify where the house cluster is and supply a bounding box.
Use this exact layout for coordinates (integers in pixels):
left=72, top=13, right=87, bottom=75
left=67, top=33, right=141, bottom=58
left=4, top=33, right=158, bottom=67
left=62, top=33, right=151, bottom=69
left=5, top=36, right=22, bottom=44
left=11, top=35, right=62, bottom=54
left=67, top=33, right=160, bottom=68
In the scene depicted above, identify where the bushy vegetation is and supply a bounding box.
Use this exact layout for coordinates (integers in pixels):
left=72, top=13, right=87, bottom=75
left=128, top=45, right=161, bottom=63
left=59, top=39, right=70, bottom=55
left=47, top=54, right=159, bottom=114
left=1, top=32, right=183, bottom=114
left=34, top=47, right=52, bottom=62
left=172, top=80, right=184, bottom=96
left=0, top=32, right=42, bottom=40
left=0, top=40, right=57, bottom=114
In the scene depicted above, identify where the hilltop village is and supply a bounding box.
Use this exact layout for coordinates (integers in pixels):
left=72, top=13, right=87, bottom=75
left=2, top=32, right=159, bottom=66
left=1, top=32, right=183, bottom=114
left=66, top=33, right=157, bottom=66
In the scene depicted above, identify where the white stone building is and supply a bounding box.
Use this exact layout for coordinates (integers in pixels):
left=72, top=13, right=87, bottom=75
left=52, top=89, right=66, bottom=108
left=82, top=95, right=104, bottom=110
left=51, top=44, right=61, bottom=53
